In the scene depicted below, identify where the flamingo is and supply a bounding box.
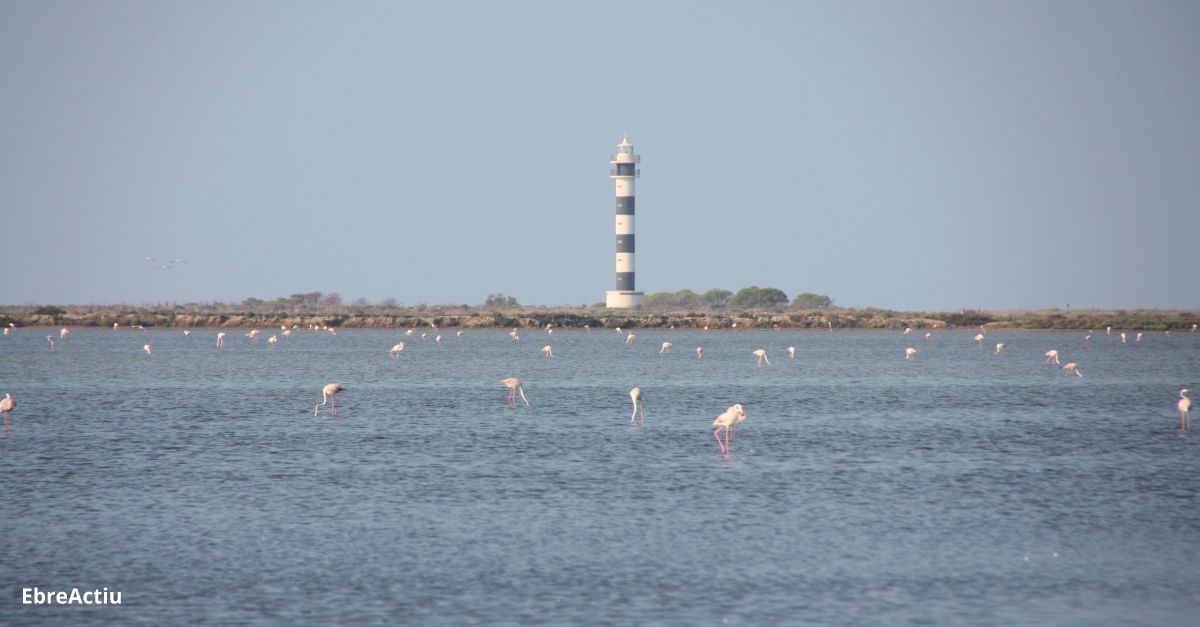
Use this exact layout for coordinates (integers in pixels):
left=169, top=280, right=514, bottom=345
left=1084, top=335, right=1091, bottom=341
left=2, top=328, right=7, bottom=336
left=216, top=332, right=226, bottom=347
left=925, top=332, right=932, bottom=339
left=143, top=344, right=152, bottom=355
left=456, top=330, right=464, bottom=339
left=113, top=322, right=119, bottom=331
left=510, top=329, right=520, bottom=341
left=1121, top=332, right=1127, bottom=343
left=903, top=327, right=912, bottom=335
left=502, top=378, right=529, bottom=406
left=974, top=333, right=985, bottom=347
left=630, top=387, right=644, bottom=424
left=1045, top=350, right=1060, bottom=364
left=314, top=383, right=346, bottom=416
left=905, top=347, right=917, bottom=360
left=660, top=341, right=672, bottom=354
left=787, top=346, right=795, bottom=359
left=1136, top=332, right=1143, bottom=342
left=584, top=325, right=591, bottom=332
left=267, top=335, right=278, bottom=347
left=1, top=393, right=14, bottom=431
left=712, top=404, right=746, bottom=455
left=247, top=329, right=260, bottom=342
left=1192, top=324, right=1197, bottom=332
left=435, top=335, right=442, bottom=345
left=995, top=343, right=1005, bottom=354
left=1106, top=326, right=1111, bottom=335
left=696, top=346, right=703, bottom=359
left=46, top=335, right=55, bottom=350
left=626, top=332, right=635, bottom=345
left=406, top=329, right=415, bottom=338
left=420, top=332, right=427, bottom=342
left=390, top=343, right=405, bottom=358
left=183, top=329, right=191, bottom=339
left=541, top=345, right=554, bottom=358
left=60, top=327, right=70, bottom=339
left=1178, top=389, right=1192, bottom=431
left=752, top=349, right=769, bottom=366
left=282, top=329, right=291, bottom=341
left=1063, top=363, right=1082, bottom=378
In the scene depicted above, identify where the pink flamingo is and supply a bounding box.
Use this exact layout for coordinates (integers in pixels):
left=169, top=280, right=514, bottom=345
left=712, top=404, right=746, bottom=454
left=1, top=393, right=14, bottom=431
left=112, top=322, right=119, bottom=331
left=541, top=345, right=554, bottom=358
left=502, top=378, right=529, bottom=406
left=60, top=328, right=70, bottom=339
left=216, top=332, right=226, bottom=347
left=1045, top=350, right=1060, bottom=364
left=630, top=387, right=644, bottom=425
left=390, top=343, right=405, bottom=358
left=1177, top=389, right=1191, bottom=431
left=660, top=341, right=671, bottom=354
left=1063, top=363, right=1082, bottom=378
left=787, top=346, right=795, bottom=358
left=510, top=329, right=520, bottom=341
left=626, top=332, right=635, bottom=345
left=247, top=329, right=260, bottom=342
left=267, top=335, right=278, bottom=347
left=995, top=343, right=1005, bottom=354
left=46, top=335, right=55, bottom=350
left=314, top=384, right=346, bottom=416
left=905, top=347, right=917, bottom=360
left=752, top=349, right=769, bottom=366
left=696, top=346, right=703, bottom=359
left=143, top=344, right=152, bottom=355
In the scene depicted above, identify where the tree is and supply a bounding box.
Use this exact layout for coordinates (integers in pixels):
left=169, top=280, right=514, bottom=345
left=322, top=293, right=343, bottom=307
left=485, top=292, right=519, bottom=307
left=729, top=286, right=789, bottom=309
left=701, top=289, right=733, bottom=307
left=792, top=292, right=834, bottom=309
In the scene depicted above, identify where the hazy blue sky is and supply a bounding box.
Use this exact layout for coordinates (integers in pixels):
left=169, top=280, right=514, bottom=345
left=2, top=1, right=1197, bottom=310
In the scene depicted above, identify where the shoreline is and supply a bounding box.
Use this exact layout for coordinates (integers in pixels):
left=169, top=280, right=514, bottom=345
left=2, top=306, right=1197, bottom=332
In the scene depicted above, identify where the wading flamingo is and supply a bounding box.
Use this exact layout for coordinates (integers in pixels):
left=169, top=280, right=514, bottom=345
left=904, top=327, right=912, bottom=335
left=314, top=383, right=346, bottom=416
left=216, top=332, right=225, bottom=347
left=626, top=332, right=635, bottom=345
left=787, top=346, right=795, bottom=359
left=112, top=323, right=119, bottom=331
left=1136, top=332, right=1143, bottom=342
left=502, top=378, right=529, bottom=406
left=435, top=335, right=442, bottom=345
left=660, top=341, right=672, bottom=354
left=406, top=329, right=415, bottom=338
left=143, top=344, right=152, bottom=354
left=712, top=404, right=746, bottom=455
left=2, top=328, right=8, bottom=336
left=995, top=343, right=1005, bottom=354
left=1063, top=363, right=1082, bottom=378
left=247, top=329, right=260, bottom=341
left=60, top=328, right=70, bottom=339
left=696, top=346, right=703, bottom=359
left=457, top=330, right=464, bottom=339
left=1178, top=389, right=1192, bottom=431
left=183, top=329, right=191, bottom=339
left=630, top=387, right=644, bottom=425
left=1121, top=332, right=1127, bottom=343
left=46, top=335, right=55, bottom=350
left=1045, top=350, right=1060, bottom=364
left=752, top=349, right=769, bottom=366
left=905, top=347, right=917, bottom=360
left=389, top=343, right=405, bottom=358
left=541, top=345, right=554, bottom=358
left=510, top=329, right=520, bottom=341
left=282, top=329, right=291, bottom=341
left=975, top=333, right=985, bottom=347
left=1, top=393, right=14, bottom=431
left=267, top=335, right=278, bottom=347
left=925, top=332, right=932, bottom=339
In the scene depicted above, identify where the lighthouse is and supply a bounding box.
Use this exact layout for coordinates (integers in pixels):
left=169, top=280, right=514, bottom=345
left=606, top=135, right=645, bottom=308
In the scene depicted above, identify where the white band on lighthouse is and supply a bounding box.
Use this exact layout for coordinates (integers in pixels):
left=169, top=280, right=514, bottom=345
left=606, top=135, right=645, bottom=308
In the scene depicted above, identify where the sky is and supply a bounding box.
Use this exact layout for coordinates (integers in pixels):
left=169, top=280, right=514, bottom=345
left=2, top=1, right=1197, bottom=311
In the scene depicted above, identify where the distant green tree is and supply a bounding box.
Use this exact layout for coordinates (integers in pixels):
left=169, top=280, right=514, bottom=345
left=322, top=293, right=343, bottom=307
left=701, top=289, right=733, bottom=307
left=34, top=305, right=66, bottom=317
left=729, top=286, right=789, bottom=309
left=485, top=293, right=519, bottom=307
left=242, top=297, right=265, bottom=306
left=792, top=292, right=834, bottom=309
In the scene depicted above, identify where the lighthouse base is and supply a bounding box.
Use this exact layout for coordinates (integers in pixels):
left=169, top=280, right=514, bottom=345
left=606, top=291, right=645, bottom=309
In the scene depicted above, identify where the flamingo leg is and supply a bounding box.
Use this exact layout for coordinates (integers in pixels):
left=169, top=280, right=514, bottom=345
left=639, top=404, right=645, bottom=424
left=714, top=427, right=727, bottom=454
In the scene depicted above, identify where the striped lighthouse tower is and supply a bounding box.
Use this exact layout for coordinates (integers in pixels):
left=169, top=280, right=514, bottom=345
left=606, top=135, right=645, bottom=308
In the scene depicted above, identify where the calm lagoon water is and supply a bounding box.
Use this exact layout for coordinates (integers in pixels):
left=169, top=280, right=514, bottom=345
left=1, top=328, right=1198, bottom=625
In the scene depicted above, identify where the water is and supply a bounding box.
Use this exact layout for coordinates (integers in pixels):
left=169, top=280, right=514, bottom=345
left=1, top=328, right=1198, bottom=625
